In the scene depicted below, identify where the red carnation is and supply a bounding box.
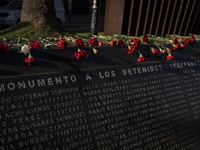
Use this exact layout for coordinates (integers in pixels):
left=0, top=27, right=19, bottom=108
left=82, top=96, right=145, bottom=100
left=191, top=36, right=195, bottom=39
left=79, top=50, right=87, bottom=57
left=166, top=55, right=174, bottom=61
left=75, top=39, right=84, bottom=47
left=93, top=48, right=98, bottom=55
left=152, top=49, right=159, bottom=55
left=180, top=38, right=183, bottom=43
left=74, top=49, right=87, bottom=60
left=131, top=45, right=138, bottom=51
left=88, top=39, right=98, bottom=46
left=130, top=38, right=141, bottom=46
left=74, top=52, right=83, bottom=59
left=117, top=39, right=125, bottom=47
left=166, top=53, right=174, bottom=61
left=137, top=52, right=146, bottom=63
left=25, top=58, right=36, bottom=66
left=127, top=49, right=133, bottom=55
left=57, top=38, right=67, bottom=49
left=184, top=38, right=191, bottom=46
left=0, top=43, right=9, bottom=53
left=111, top=41, right=116, bottom=46
left=30, top=42, right=42, bottom=50
left=173, top=44, right=180, bottom=51
left=127, top=45, right=137, bottom=55
left=172, top=39, right=178, bottom=44
left=99, top=42, right=103, bottom=46
left=25, top=53, right=36, bottom=66
left=137, top=57, right=146, bottom=63
left=179, top=44, right=187, bottom=50
left=143, top=36, right=149, bottom=43
left=168, top=49, right=173, bottom=52
left=134, top=38, right=140, bottom=46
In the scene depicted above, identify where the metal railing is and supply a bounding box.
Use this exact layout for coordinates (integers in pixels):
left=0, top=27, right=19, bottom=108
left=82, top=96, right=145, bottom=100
left=104, top=0, right=200, bottom=36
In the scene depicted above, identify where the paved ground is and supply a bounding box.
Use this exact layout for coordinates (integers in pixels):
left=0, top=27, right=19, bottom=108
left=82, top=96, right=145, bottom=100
left=0, top=15, right=105, bottom=33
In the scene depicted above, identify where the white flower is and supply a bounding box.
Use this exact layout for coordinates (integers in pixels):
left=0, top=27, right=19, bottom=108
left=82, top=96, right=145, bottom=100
left=20, top=44, right=30, bottom=55
left=45, top=44, right=52, bottom=49
left=162, top=49, right=167, bottom=54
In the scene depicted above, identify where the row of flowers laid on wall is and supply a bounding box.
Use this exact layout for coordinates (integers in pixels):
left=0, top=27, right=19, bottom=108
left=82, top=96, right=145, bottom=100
left=0, top=34, right=198, bottom=66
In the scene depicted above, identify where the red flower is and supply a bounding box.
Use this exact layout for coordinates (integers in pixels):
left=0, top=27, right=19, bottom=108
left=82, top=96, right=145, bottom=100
left=152, top=49, right=159, bottom=55
left=117, top=39, right=125, bottom=47
left=137, top=57, right=146, bottom=63
left=0, top=43, right=9, bottom=53
left=191, top=36, right=195, bottom=39
left=130, top=38, right=141, bottom=46
left=93, top=48, right=98, bottom=55
left=111, top=41, right=116, bottom=46
left=99, top=42, right=103, bottom=46
left=168, top=49, right=173, bottom=52
left=30, top=42, right=42, bottom=50
left=137, top=52, right=146, bottom=63
left=127, top=45, right=137, bottom=55
left=172, top=39, right=178, bottom=44
left=79, top=50, right=87, bottom=57
left=134, top=38, right=141, bottom=46
left=25, top=58, right=36, bottom=66
left=173, top=44, right=180, bottom=50
left=143, top=36, right=149, bottom=43
left=179, top=44, right=187, bottom=50
left=180, top=38, right=183, bottom=43
left=75, top=39, right=84, bottom=47
left=74, top=50, right=87, bottom=59
left=88, top=39, right=98, bottom=46
left=184, top=38, right=191, bottom=46
left=127, top=49, right=133, bottom=55
left=166, top=55, right=174, bottom=61
left=57, top=38, right=67, bottom=49
left=74, top=52, right=83, bottom=59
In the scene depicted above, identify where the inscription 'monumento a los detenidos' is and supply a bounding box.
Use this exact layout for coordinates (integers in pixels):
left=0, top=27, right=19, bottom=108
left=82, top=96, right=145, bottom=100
left=1, top=59, right=200, bottom=150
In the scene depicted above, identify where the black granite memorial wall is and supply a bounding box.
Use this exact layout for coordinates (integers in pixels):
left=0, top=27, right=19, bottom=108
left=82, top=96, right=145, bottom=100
left=1, top=57, right=200, bottom=149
